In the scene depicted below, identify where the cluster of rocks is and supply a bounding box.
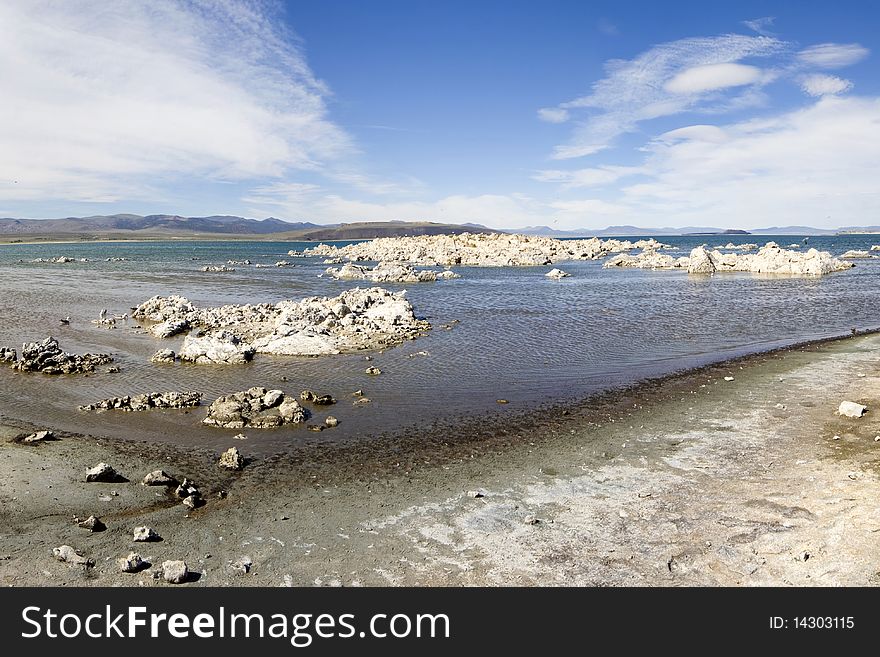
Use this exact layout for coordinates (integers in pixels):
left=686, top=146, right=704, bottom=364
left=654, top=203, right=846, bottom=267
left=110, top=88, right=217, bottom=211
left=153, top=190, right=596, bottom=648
left=201, top=265, right=235, bottom=272
left=713, top=242, right=758, bottom=251
left=604, top=243, right=854, bottom=276
left=203, top=387, right=306, bottom=429
left=134, top=287, right=429, bottom=360
left=2, top=337, right=112, bottom=374
left=840, top=250, right=875, bottom=259
left=291, top=233, right=671, bottom=267
left=228, top=259, right=251, bottom=265
left=32, top=256, right=89, bottom=264
left=78, top=391, right=201, bottom=412
left=325, top=261, right=460, bottom=283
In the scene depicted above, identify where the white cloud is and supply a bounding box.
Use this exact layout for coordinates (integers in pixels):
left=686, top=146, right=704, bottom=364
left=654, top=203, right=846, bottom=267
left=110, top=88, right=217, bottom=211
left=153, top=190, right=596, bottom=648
left=597, top=19, right=619, bottom=37
left=801, top=74, right=853, bottom=97
left=620, top=97, right=880, bottom=227
left=537, top=108, right=571, bottom=123
left=656, top=125, right=729, bottom=143
left=664, top=63, right=762, bottom=94
left=532, top=166, right=642, bottom=188
left=545, top=34, right=785, bottom=159
left=797, top=43, right=869, bottom=68
left=743, top=17, right=775, bottom=37
left=0, top=0, right=351, bottom=203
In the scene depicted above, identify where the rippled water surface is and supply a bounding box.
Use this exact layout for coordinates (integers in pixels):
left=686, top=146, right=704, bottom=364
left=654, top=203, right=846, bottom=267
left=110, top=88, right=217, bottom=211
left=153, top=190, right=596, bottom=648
left=0, top=235, right=878, bottom=453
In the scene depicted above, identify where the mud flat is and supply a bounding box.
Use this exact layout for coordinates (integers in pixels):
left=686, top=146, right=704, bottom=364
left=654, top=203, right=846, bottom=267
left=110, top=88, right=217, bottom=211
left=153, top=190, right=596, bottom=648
left=2, top=333, right=880, bottom=586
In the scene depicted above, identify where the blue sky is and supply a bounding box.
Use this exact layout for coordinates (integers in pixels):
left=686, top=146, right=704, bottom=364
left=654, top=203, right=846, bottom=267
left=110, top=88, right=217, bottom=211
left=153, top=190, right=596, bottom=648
left=0, top=0, right=878, bottom=229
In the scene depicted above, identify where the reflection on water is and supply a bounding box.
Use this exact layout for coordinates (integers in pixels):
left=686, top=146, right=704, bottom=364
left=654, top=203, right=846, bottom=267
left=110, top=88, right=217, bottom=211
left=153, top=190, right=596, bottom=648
left=0, top=236, right=877, bottom=454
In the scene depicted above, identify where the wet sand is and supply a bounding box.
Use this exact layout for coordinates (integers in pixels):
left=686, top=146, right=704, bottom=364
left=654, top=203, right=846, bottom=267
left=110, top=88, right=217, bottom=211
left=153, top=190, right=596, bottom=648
left=2, top=332, right=880, bottom=586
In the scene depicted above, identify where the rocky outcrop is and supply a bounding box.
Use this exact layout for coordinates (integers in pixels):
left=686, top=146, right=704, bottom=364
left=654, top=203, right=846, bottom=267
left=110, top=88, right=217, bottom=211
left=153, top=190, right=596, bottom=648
left=134, top=287, right=429, bottom=358
left=291, top=233, right=672, bottom=267
left=201, top=265, right=235, bottom=272
left=603, top=250, right=687, bottom=270
left=605, top=243, right=853, bottom=276
left=150, top=319, right=189, bottom=338
left=713, top=242, right=758, bottom=251
left=150, top=348, right=177, bottom=363
left=7, top=337, right=112, bottom=374
left=840, top=250, right=874, bottom=259
left=78, top=391, right=201, bottom=412
left=325, top=261, right=460, bottom=283
left=0, top=347, right=16, bottom=363
left=203, top=387, right=307, bottom=429
left=179, top=331, right=255, bottom=364
left=545, top=268, right=570, bottom=279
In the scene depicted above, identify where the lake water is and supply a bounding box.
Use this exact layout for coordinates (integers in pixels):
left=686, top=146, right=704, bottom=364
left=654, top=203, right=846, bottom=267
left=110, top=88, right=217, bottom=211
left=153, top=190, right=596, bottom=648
left=0, top=235, right=877, bottom=454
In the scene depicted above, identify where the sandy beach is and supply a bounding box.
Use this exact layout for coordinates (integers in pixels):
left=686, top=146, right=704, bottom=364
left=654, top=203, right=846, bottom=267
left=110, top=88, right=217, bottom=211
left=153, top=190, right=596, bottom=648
left=3, top=331, right=879, bottom=587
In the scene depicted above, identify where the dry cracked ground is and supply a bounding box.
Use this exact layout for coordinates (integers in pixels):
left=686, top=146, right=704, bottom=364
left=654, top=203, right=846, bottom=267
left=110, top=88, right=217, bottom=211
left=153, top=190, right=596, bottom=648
left=2, top=334, right=880, bottom=586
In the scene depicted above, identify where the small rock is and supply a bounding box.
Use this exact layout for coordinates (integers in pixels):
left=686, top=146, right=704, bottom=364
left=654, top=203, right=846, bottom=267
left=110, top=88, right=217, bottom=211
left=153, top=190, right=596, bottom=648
left=133, top=526, right=161, bottom=542
left=21, top=430, right=56, bottom=444
left=150, top=348, right=177, bottom=364
left=352, top=389, right=363, bottom=397
left=119, top=552, right=146, bottom=573
left=182, top=494, right=201, bottom=510
left=467, top=489, right=486, bottom=498
left=365, top=366, right=382, bottom=375
left=85, top=462, right=124, bottom=482
left=832, top=435, right=841, bottom=440
left=107, top=366, right=121, bottom=373
left=353, top=397, right=371, bottom=405
left=724, top=376, right=735, bottom=382
left=77, top=515, right=105, bottom=532
left=162, top=560, right=189, bottom=584
left=52, top=545, right=94, bottom=567
left=232, top=433, right=248, bottom=440
left=218, top=446, right=244, bottom=471
left=496, top=399, right=509, bottom=404
left=838, top=401, right=867, bottom=418
left=230, top=556, right=252, bottom=575
left=523, top=515, right=540, bottom=525
left=307, top=424, right=325, bottom=432
left=324, top=416, right=339, bottom=427
left=142, top=470, right=177, bottom=486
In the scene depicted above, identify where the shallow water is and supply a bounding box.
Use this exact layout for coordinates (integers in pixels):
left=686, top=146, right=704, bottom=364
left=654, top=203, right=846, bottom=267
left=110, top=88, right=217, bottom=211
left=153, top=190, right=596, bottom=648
left=0, top=235, right=877, bottom=453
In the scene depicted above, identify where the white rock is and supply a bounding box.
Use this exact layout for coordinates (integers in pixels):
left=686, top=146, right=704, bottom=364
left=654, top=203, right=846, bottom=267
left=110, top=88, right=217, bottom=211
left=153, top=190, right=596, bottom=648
left=179, top=331, right=255, bottom=364
left=838, top=401, right=867, bottom=418
left=52, top=545, right=93, bottom=567
left=545, top=268, right=570, bottom=279
left=119, top=552, right=145, bottom=573
left=133, top=526, right=161, bottom=542
left=162, top=560, right=189, bottom=584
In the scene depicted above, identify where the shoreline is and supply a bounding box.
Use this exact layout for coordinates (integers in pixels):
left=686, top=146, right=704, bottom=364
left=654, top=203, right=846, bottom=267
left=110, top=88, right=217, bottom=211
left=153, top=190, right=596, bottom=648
left=3, top=329, right=880, bottom=585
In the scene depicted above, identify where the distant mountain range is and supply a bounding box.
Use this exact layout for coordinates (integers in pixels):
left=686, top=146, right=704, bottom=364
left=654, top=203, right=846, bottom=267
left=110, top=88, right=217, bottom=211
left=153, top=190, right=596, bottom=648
left=0, top=213, right=876, bottom=241
left=0, top=214, right=495, bottom=241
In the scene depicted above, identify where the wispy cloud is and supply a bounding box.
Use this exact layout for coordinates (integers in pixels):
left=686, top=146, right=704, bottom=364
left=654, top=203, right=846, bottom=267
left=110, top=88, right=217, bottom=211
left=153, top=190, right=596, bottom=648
left=742, top=16, right=776, bottom=37
left=797, top=43, right=869, bottom=68
left=543, top=34, right=786, bottom=159
left=532, top=165, right=642, bottom=188
left=597, top=18, right=619, bottom=37
left=801, top=74, right=854, bottom=97
left=0, top=0, right=351, bottom=203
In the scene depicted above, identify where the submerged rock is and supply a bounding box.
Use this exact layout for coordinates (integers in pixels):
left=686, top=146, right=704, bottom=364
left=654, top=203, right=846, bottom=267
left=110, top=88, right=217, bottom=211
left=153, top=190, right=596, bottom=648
left=545, top=268, right=570, bottom=279
left=324, top=416, right=339, bottom=427
left=840, top=250, right=873, bottom=259
left=300, top=390, right=335, bottom=405
left=8, top=337, right=112, bottom=374
left=201, top=265, right=235, bottom=272
left=79, top=391, right=201, bottom=412
left=203, top=388, right=307, bottom=429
